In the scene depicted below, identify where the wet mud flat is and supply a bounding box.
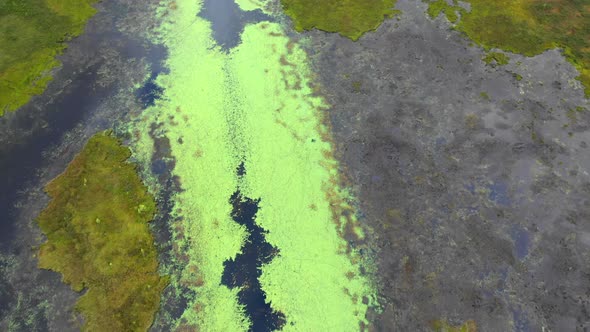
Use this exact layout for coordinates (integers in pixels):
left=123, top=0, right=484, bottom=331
left=0, top=0, right=165, bottom=330
left=305, top=0, right=590, bottom=330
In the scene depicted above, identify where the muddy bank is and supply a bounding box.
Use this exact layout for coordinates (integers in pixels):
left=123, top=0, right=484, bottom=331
left=306, top=0, right=590, bottom=330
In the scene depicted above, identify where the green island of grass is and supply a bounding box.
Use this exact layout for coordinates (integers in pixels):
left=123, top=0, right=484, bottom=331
left=280, top=0, right=399, bottom=41
left=426, top=0, right=590, bottom=97
left=0, top=0, right=97, bottom=115
left=36, top=131, right=168, bottom=331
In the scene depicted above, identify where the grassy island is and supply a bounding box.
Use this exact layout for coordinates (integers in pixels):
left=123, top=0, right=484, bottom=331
left=37, top=131, right=167, bottom=331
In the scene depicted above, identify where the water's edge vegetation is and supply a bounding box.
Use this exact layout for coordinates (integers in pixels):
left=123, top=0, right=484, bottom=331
left=427, top=0, right=590, bottom=97
left=280, top=0, right=398, bottom=40
left=0, top=0, right=97, bottom=115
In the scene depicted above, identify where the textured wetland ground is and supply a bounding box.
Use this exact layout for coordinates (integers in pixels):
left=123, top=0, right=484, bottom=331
left=0, top=0, right=589, bottom=331
left=307, top=0, right=590, bottom=330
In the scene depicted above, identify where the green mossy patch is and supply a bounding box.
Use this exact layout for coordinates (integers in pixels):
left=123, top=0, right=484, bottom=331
left=37, top=131, right=167, bottom=332
left=280, top=0, right=399, bottom=41
left=0, top=0, right=97, bottom=115
left=426, top=0, right=590, bottom=97
left=482, top=52, right=510, bottom=66
left=431, top=319, right=478, bottom=332
left=427, top=0, right=463, bottom=23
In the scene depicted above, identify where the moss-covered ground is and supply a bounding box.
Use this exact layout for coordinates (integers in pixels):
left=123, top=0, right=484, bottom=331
left=431, top=319, right=478, bottom=332
left=280, top=0, right=398, bottom=40
left=36, top=131, right=168, bottom=331
left=426, top=0, right=590, bottom=97
left=0, top=0, right=97, bottom=115
left=426, top=0, right=460, bottom=23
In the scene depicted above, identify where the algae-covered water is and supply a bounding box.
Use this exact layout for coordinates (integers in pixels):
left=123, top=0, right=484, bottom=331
left=128, top=0, right=377, bottom=330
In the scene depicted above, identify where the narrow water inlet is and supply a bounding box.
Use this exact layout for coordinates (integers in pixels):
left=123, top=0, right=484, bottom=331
left=199, top=0, right=272, bottom=51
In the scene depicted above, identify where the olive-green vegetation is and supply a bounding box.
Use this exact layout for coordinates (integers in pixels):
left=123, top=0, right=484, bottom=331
left=37, top=131, right=167, bottom=331
left=482, top=52, right=510, bottom=65
left=426, top=0, right=590, bottom=96
left=0, top=0, right=97, bottom=115
left=431, top=319, right=478, bottom=332
left=280, top=0, right=398, bottom=40
left=426, top=0, right=460, bottom=23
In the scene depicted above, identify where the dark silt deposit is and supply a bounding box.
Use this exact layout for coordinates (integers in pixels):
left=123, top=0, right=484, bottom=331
left=148, top=123, right=194, bottom=332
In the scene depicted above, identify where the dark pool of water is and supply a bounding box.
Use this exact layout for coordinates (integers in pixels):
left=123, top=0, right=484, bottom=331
left=199, top=2, right=285, bottom=327
left=221, top=163, right=286, bottom=332
left=199, top=0, right=272, bottom=51
left=136, top=72, right=165, bottom=108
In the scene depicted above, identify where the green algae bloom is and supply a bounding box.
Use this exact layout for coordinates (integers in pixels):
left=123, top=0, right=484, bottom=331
left=426, top=0, right=590, bottom=97
left=280, top=0, right=399, bottom=40
left=0, top=0, right=97, bottom=115
left=130, top=0, right=378, bottom=330
left=37, top=131, right=168, bottom=331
